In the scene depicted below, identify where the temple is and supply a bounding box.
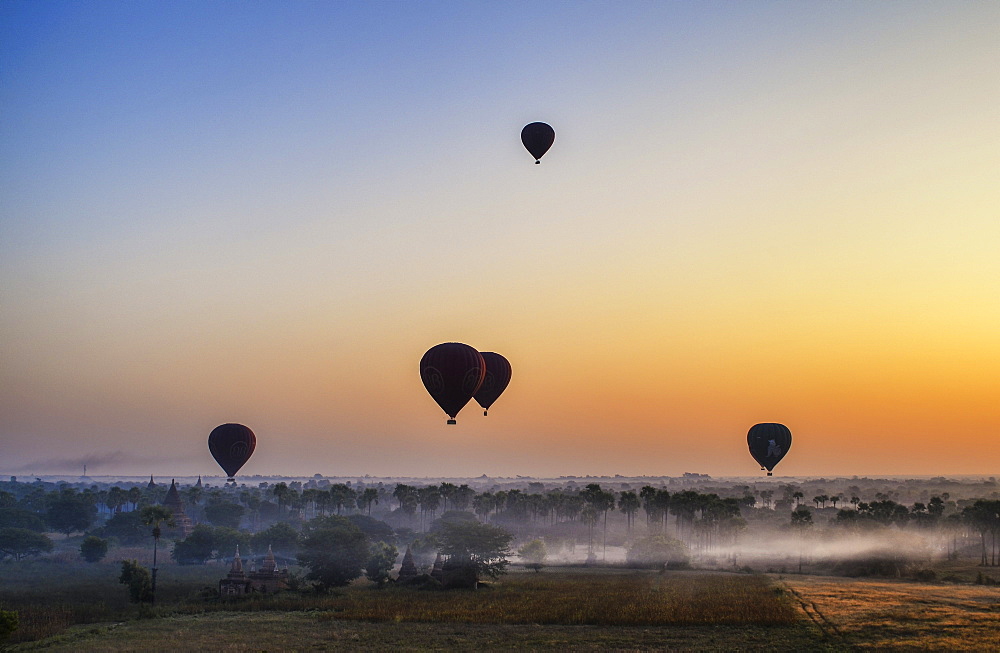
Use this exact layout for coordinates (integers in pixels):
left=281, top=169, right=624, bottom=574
left=397, top=546, right=417, bottom=581
left=219, top=545, right=289, bottom=596
left=161, top=479, right=194, bottom=538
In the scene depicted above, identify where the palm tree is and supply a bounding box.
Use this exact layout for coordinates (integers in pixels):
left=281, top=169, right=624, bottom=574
left=790, top=506, right=813, bottom=573
left=358, top=488, right=379, bottom=516
left=127, top=487, right=142, bottom=511
left=792, top=491, right=804, bottom=508
left=618, top=490, right=640, bottom=534
left=472, top=493, right=495, bottom=521
left=581, top=505, right=599, bottom=561
left=272, top=482, right=289, bottom=515
left=106, top=486, right=127, bottom=514
left=140, top=505, right=174, bottom=605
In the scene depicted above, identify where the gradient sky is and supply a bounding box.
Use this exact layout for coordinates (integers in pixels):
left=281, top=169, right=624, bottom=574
left=2, top=1, right=998, bottom=478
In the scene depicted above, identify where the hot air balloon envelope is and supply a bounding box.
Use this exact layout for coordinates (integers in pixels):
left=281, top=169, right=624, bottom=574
left=521, top=122, right=555, bottom=163
left=747, top=423, right=792, bottom=476
left=209, top=423, right=256, bottom=481
left=474, top=351, right=512, bottom=416
left=420, top=343, right=485, bottom=424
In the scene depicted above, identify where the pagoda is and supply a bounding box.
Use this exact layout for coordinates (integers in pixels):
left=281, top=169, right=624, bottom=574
left=219, top=547, right=252, bottom=596
left=248, top=545, right=289, bottom=593
left=218, top=545, right=289, bottom=596
left=397, top=546, right=418, bottom=581
left=161, top=479, right=194, bottom=538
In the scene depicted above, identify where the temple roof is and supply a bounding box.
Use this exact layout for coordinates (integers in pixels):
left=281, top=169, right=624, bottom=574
left=163, top=479, right=184, bottom=508
left=228, top=546, right=245, bottom=578
left=262, top=545, right=277, bottom=572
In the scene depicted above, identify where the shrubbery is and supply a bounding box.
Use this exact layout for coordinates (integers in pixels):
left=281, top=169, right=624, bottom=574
left=0, top=609, right=17, bottom=642
left=119, top=560, right=152, bottom=603
left=80, top=535, right=109, bottom=562
left=625, top=535, right=690, bottom=569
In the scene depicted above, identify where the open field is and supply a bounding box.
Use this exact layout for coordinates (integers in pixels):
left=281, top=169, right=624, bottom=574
left=780, top=574, right=1000, bottom=651
left=4, top=564, right=1000, bottom=651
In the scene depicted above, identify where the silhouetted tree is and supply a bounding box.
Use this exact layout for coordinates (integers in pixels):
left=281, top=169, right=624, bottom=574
left=436, top=520, right=512, bottom=588
left=46, top=488, right=96, bottom=537
left=140, top=505, right=174, bottom=605
left=298, top=516, right=369, bottom=591
left=518, top=538, right=547, bottom=572
left=365, top=541, right=398, bottom=586
left=618, top=490, right=640, bottom=534
left=204, top=501, right=245, bottom=529
left=0, top=528, right=52, bottom=561
left=358, top=488, right=379, bottom=516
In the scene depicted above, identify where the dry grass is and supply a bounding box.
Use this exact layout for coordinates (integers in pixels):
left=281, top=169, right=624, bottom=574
left=780, top=574, right=1000, bottom=651
left=11, top=613, right=827, bottom=652
left=4, top=568, right=811, bottom=650
left=0, top=558, right=219, bottom=644
left=312, top=570, right=797, bottom=627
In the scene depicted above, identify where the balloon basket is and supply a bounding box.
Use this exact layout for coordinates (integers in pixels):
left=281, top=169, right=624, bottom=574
left=483, top=410, right=488, bottom=416
left=447, top=419, right=457, bottom=425
left=766, top=472, right=773, bottom=476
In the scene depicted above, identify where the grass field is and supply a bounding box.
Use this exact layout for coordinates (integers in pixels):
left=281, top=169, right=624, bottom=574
left=3, top=562, right=999, bottom=651
left=780, top=574, right=1000, bottom=651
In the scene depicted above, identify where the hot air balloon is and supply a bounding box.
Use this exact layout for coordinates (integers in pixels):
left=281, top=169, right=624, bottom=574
left=474, top=351, right=512, bottom=416
left=521, top=122, right=555, bottom=164
left=208, top=423, right=256, bottom=484
left=747, top=423, right=792, bottom=476
left=420, top=343, right=485, bottom=424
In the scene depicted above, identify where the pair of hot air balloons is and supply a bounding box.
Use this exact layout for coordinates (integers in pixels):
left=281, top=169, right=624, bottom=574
left=747, top=423, right=792, bottom=476
left=420, top=343, right=511, bottom=424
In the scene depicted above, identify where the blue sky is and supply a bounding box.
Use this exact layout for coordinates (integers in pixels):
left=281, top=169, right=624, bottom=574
left=2, top=1, right=998, bottom=478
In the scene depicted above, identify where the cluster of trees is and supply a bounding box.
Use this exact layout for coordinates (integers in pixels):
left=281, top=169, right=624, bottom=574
left=961, top=500, right=1000, bottom=566
left=4, top=474, right=1000, bottom=579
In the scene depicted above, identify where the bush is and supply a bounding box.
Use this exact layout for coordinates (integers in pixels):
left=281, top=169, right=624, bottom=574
left=79, top=535, right=109, bottom=563
left=0, top=609, right=17, bottom=642
left=914, top=569, right=937, bottom=582
left=625, top=535, right=690, bottom=569
left=398, top=573, right=442, bottom=590
left=119, top=560, right=152, bottom=603
left=831, top=553, right=912, bottom=578
left=517, top=539, right=547, bottom=572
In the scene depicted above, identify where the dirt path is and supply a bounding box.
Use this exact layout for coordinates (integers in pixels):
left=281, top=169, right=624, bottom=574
left=778, top=574, right=1000, bottom=651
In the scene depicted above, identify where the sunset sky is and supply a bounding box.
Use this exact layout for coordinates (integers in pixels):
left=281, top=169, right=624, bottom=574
left=2, top=1, right=998, bottom=479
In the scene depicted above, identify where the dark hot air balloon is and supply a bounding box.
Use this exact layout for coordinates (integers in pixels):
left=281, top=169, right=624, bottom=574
left=747, top=423, right=792, bottom=476
left=420, top=343, right=485, bottom=424
left=521, top=122, right=555, bottom=164
left=208, top=423, right=256, bottom=483
left=474, top=351, right=512, bottom=416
